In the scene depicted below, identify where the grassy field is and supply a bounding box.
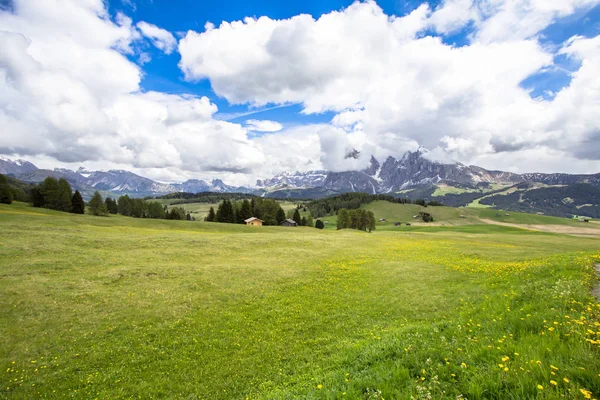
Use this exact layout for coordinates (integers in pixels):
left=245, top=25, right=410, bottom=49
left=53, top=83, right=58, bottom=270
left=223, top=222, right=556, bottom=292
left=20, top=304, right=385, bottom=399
left=314, top=201, right=599, bottom=231
left=431, top=184, right=507, bottom=197
left=1, top=202, right=600, bottom=399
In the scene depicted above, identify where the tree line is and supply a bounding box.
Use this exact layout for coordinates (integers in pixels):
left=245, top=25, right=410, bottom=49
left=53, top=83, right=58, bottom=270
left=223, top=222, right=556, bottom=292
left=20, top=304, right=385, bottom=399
left=0, top=174, right=29, bottom=204
left=205, top=198, right=321, bottom=227
left=336, top=208, right=376, bottom=232
left=307, top=192, right=443, bottom=218
left=114, top=194, right=189, bottom=220
left=18, top=176, right=190, bottom=220
left=206, top=198, right=294, bottom=226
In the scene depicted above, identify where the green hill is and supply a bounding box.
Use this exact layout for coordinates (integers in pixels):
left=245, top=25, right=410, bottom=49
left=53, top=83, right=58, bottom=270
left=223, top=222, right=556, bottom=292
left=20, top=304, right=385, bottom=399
left=315, top=201, right=599, bottom=232
left=1, top=201, right=599, bottom=399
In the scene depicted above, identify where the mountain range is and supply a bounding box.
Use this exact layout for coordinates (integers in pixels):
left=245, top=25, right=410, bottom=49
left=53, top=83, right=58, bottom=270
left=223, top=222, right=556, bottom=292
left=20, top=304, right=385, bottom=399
left=1, top=151, right=599, bottom=217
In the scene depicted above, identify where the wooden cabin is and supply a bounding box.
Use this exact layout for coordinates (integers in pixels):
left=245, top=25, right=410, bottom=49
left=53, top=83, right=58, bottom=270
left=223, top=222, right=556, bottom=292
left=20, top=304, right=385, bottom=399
left=244, top=217, right=264, bottom=226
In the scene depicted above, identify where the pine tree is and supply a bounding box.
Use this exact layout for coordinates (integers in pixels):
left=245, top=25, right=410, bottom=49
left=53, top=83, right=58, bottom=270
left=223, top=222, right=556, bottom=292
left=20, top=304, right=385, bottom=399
left=292, top=209, right=301, bottom=225
left=89, top=191, right=107, bottom=216
left=276, top=207, right=286, bottom=224
left=57, top=178, right=72, bottom=212
left=224, top=200, right=235, bottom=223
left=306, top=214, right=314, bottom=227
left=337, top=208, right=351, bottom=230
left=0, top=174, right=13, bottom=204
left=132, top=198, right=146, bottom=218
left=147, top=202, right=165, bottom=219
left=239, top=199, right=253, bottom=222
left=367, top=211, right=376, bottom=232
left=301, top=216, right=307, bottom=226
left=71, top=190, right=85, bottom=214
left=30, top=186, right=44, bottom=207
left=206, top=206, right=215, bottom=222
left=40, top=177, right=61, bottom=210
left=105, top=197, right=118, bottom=214
left=117, top=195, right=133, bottom=216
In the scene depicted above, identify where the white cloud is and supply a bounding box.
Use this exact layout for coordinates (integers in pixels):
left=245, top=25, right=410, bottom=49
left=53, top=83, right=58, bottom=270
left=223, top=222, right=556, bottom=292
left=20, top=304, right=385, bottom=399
left=2, top=0, right=600, bottom=186
left=245, top=119, right=283, bottom=132
left=136, top=21, right=177, bottom=54
left=178, top=0, right=600, bottom=173
left=0, top=0, right=264, bottom=185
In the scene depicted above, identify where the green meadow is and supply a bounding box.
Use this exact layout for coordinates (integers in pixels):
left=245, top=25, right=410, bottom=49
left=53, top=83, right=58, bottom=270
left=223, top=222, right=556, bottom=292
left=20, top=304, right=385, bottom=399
left=1, top=201, right=599, bottom=399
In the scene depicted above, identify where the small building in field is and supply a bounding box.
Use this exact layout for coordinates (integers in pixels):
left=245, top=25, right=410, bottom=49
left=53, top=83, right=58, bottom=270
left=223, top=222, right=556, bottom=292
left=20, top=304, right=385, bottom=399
left=281, top=219, right=297, bottom=227
left=379, top=218, right=387, bottom=222
left=244, top=217, right=263, bottom=226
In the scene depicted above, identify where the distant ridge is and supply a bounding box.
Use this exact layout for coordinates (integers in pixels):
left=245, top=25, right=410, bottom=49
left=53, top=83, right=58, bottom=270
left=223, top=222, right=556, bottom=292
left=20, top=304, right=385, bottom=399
left=1, top=153, right=599, bottom=218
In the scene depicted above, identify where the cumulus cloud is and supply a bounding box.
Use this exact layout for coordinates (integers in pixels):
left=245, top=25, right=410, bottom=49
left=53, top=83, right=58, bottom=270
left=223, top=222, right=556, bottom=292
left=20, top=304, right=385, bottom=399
left=178, top=0, right=600, bottom=173
left=245, top=119, right=283, bottom=132
left=2, top=0, right=600, bottom=184
left=0, top=0, right=265, bottom=184
left=136, top=21, right=177, bottom=54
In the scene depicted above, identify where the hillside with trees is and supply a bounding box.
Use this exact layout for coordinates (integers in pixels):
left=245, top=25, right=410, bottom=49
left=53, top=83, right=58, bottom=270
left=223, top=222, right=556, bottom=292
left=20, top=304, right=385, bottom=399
left=206, top=198, right=287, bottom=226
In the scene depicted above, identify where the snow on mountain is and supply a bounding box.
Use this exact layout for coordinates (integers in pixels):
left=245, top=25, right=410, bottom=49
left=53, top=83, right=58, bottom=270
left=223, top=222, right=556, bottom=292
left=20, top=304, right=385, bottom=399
left=255, top=170, right=328, bottom=190
left=0, top=157, right=38, bottom=175
left=1, top=152, right=599, bottom=200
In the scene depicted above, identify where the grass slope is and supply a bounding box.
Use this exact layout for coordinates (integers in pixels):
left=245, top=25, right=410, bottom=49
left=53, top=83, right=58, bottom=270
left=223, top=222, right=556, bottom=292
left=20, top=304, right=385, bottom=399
left=1, top=202, right=599, bottom=399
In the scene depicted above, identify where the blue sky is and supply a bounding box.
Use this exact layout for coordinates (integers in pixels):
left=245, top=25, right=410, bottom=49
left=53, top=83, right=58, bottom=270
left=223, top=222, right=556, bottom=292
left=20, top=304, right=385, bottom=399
left=108, top=0, right=600, bottom=118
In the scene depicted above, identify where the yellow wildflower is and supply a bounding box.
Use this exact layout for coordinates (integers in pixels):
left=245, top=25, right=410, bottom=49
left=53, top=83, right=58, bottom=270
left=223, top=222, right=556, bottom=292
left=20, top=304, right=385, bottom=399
left=537, top=385, right=544, bottom=390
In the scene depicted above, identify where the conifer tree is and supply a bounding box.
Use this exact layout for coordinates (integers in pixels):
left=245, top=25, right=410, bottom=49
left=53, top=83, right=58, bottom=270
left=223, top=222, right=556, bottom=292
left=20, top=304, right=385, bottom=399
left=305, top=214, right=314, bottom=227
left=224, top=200, right=235, bottom=223
left=30, top=186, right=44, bottom=207
left=276, top=207, right=286, bottom=224
left=337, top=208, right=351, bottom=230
left=292, top=208, right=301, bottom=225
left=0, top=174, right=13, bottom=204
left=105, top=197, right=118, bottom=214
left=117, top=195, right=133, bottom=216
left=367, top=211, right=376, bottom=232
left=315, top=219, right=325, bottom=229
left=40, top=177, right=61, bottom=210
left=57, top=178, right=72, bottom=212
left=71, top=190, right=85, bottom=214
left=89, top=191, right=107, bottom=216
left=206, top=206, right=215, bottom=222
left=301, top=216, right=307, bottom=226
left=147, top=201, right=165, bottom=219
left=239, top=199, right=253, bottom=222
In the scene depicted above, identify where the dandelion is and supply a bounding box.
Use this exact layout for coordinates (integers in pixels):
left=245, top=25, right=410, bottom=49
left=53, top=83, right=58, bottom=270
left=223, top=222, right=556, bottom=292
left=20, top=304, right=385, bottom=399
left=317, top=384, right=322, bottom=389
left=550, top=380, right=557, bottom=386
left=563, top=378, right=569, bottom=383
left=501, top=356, right=510, bottom=362
left=579, top=389, right=592, bottom=399
left=537, top=385, right=544, bottom=390
left=550, top=365, right=559, bottom=370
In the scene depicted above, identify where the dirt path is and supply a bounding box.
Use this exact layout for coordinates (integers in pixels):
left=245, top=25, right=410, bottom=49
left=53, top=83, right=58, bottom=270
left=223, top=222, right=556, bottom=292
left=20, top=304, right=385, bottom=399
left=479, top=219, right=600, bottom=238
